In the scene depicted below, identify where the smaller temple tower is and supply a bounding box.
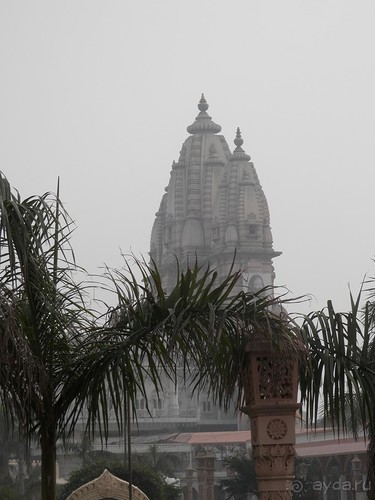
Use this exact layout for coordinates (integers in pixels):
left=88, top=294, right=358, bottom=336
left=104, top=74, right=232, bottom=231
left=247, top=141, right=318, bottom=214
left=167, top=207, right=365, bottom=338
left=150, top=95, right=280, bottom=293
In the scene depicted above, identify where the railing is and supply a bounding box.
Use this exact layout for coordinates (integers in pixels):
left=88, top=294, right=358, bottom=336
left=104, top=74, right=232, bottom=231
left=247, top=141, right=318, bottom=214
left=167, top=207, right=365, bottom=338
left=134, top=408, right=198, bottom=419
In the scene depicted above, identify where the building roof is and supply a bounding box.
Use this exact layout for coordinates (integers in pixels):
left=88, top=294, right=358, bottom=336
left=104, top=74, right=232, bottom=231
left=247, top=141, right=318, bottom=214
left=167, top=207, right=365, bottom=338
left=169, top=431, right=252, bottom=445
left=167, top=430, right=368, bottom=458
left=296, top=437, right=367, bottom=457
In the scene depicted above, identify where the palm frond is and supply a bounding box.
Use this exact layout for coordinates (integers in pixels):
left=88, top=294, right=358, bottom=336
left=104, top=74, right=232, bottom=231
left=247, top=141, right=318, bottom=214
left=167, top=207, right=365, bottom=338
left=67, top=256, right=303, bottom=440
left=300, top=290, right=375, bottom=437
left=0, top=172, right=94, bottom=438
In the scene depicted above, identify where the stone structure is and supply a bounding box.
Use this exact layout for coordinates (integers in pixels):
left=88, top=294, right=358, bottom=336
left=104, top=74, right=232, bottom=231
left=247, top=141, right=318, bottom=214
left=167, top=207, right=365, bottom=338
left=195, top=451, right=215, bottom=500
left=148, top=95, right=297, bottom=498
left=129, top=95, right=284, bottom=437
left=66, top=469, right=150, bottom=500
left=150, top=94, right=280, bottom=293
left=241, top=338, right=300, bottom=499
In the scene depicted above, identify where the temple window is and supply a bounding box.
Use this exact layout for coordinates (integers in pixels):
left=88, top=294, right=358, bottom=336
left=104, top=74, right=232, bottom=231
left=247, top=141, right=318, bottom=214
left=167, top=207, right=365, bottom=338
left=136, top=398, right=145, bottom=410
left=202, top=401, right=212, bottom=412
left=153, top=398, right=164, bottom=410
left=212, top=226, right=220, bottom=241
left=249, top=224, right=258, bottom=237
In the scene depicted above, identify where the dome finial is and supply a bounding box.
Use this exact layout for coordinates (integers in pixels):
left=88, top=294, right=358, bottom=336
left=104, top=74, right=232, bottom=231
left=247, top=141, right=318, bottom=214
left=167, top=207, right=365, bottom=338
left=234, top=127, right=244, bottom=148
left=231, top=127, right=251, bottom=161
left=198, top=94, right=209, bottom=112
left=187, top=94, right=221, bottom=135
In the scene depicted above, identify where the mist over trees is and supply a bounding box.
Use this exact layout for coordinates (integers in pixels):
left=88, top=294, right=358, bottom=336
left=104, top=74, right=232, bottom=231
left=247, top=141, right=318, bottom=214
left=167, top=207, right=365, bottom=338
left=2, top=172, right=375, bottom=499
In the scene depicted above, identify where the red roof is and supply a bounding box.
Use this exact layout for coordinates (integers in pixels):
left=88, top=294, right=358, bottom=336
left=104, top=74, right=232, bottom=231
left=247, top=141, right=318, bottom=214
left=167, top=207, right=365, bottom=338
left=168, top=431, right=367, bottom=457
left=169, top=431, right=251, bottom=445
left=296, top=438, right=367, bottom=457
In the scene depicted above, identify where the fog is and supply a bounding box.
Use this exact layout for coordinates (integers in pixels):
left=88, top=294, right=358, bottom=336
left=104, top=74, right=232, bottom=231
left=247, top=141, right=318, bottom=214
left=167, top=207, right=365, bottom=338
left=1, top=0, right=375, bottom=313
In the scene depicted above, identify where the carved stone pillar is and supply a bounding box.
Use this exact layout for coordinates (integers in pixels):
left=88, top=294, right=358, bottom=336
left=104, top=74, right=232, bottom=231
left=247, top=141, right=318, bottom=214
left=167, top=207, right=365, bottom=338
left=205, top=454, right=215, bottom=500
left=185, top=466, right=194, bottom=500
left=196, top=453, right=206, bottom=500
left=195, top=451, right=215, bottom=500
left=241, top=337, right=300, bottom=500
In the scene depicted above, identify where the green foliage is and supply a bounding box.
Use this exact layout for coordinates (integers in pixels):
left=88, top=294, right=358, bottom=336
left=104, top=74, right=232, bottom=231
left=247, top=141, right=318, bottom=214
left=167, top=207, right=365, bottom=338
left=0, top=171, right=95, bottom=439
left=132, top=444, right=180, bottom=477
left=300, top=287, right=375, bottom=499
left=58, top=459, right=174, bottom=500
left=0, top=172, right=300, bottom=499
left=0, top=411, right=18, bottom=480
left=94, top=257, right=302, bottom=422
left=292, top=457, right=321, bottom=500
left=300, top=290, right=375, bottom=438
left=220, top=452, right=258, bottom=499
left=0, top=480, right=19, bottom=500
left=163, top=481, right=182, bottom=500
left=0, top=173, right=96, bottom=499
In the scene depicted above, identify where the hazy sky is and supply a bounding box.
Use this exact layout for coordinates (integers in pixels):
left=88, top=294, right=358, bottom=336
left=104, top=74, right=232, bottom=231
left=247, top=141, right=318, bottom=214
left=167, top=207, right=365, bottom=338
left=1, top=1, right=375, bottom=313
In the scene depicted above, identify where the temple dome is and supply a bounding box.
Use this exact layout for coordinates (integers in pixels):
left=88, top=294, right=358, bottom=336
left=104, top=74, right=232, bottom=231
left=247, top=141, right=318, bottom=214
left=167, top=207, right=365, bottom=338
left=150, top=96, right=280, bottom=292
left=187, top=94, right=222, bottom=135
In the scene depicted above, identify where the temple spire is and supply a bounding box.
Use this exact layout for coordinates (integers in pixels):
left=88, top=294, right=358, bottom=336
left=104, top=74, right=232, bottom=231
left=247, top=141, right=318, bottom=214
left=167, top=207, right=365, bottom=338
left=198, top=93, right=209, bottom=112
left=150, top=97, right=280, bottom=294
left=234, top=127, right=244, bottom=149
left=187, top=94, right=222, bottom=135
left=231, top=127, right=251, bottom=161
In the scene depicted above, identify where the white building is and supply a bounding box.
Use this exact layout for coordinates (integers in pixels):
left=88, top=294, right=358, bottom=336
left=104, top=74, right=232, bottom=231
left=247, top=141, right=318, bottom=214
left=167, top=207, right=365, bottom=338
left=134, top=95, right=281, bottom=434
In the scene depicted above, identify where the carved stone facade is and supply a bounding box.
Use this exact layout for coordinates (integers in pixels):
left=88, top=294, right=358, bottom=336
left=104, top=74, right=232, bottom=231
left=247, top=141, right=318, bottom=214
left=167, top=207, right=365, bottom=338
left=150, top=95, right=280, bottom=293
left=141, top=96, right=283, bottom=436
left=147, top=96, right=297, bottom=498
left=66, top=469, right=150, bottom=500
left=242, top=340, right=300, bottom=500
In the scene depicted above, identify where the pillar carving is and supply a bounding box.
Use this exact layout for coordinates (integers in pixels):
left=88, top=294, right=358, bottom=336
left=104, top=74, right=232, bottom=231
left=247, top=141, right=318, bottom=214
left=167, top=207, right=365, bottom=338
left=195, top=451, right=215, bottom=500
left=241, top=337, right=300, bottom=500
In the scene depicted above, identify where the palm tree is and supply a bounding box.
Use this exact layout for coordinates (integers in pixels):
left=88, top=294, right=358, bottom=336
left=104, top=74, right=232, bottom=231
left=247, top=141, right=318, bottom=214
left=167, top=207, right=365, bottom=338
left=0, top=173, right=298, bottom=499
left=299, top=291, right=375, bottom=499
left=79, top=258, right=301, bottom=426
left=0, top=173, right=97, bottom=499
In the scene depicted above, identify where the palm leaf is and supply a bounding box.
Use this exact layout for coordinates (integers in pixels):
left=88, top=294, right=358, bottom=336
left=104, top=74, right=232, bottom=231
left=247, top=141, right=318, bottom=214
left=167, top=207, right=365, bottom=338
left=300, top=290, right=375, bottom=438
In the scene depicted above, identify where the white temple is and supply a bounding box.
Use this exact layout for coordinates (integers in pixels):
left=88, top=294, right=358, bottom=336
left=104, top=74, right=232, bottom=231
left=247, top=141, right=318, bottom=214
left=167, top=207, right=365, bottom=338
left=135, top=95, right=282, bottom=433
left=150, top=94, right=280, bottom=295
